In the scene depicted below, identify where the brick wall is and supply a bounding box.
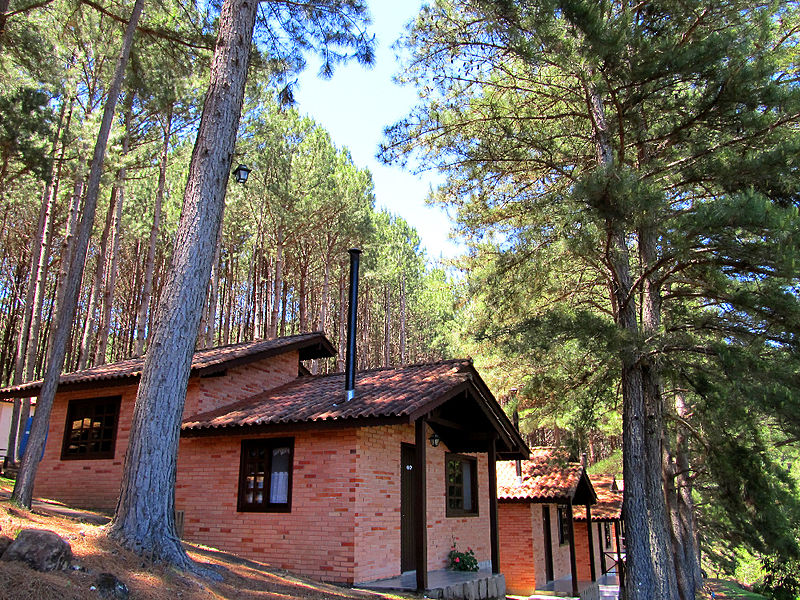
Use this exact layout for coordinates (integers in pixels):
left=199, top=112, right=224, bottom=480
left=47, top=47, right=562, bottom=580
left=184, top=351, right=299, bottom=416
left=498, top=501, right=574, bottom=593
left=178, top=422, right=492, bottom=585
left=574, top=520, right=593, bottom=581
left=34, top=384, right=138, bottom=509
left=176, top=429, right=359, bottom=583
left=33, top=352, right=299, bottom=510
left=498, top=503, right=536, bottom=594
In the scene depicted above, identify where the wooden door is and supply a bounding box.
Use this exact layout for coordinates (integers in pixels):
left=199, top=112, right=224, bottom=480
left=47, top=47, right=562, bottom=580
left=542, top=505, right=554, bottom=582
left=401, top=444, right=416, bottom=572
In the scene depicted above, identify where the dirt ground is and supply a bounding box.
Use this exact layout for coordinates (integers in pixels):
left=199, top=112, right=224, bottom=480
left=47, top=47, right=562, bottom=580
left=0, top=480, right=413, bottom=600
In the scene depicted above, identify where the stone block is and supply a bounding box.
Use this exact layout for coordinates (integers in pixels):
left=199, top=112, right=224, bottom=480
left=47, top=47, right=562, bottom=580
left=464, top=581, right=476, bottom=600
left=495, top=574, right=506, bottom=598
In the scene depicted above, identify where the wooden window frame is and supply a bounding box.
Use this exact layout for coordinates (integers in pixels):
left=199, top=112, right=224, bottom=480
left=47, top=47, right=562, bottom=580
left=445, top=452, right=479, bottom=517
left=60, top=395, right=121, bottom=460
left=237, top=438, right=294, bottom=513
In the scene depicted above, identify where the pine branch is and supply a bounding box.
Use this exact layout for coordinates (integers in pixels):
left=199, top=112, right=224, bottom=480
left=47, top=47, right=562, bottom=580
left=79, top=0, right=213, bottom=51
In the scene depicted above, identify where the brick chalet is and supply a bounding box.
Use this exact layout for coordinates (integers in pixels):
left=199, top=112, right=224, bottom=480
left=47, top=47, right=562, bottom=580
left=572, top=474, right=624, bottom=584
left=0, top=331, right=529, bottom=588
left=496, top=447, right=597, bottom=596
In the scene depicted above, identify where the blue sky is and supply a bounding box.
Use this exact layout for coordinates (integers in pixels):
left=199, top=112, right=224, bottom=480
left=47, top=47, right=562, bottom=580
left=294, top=2, right=461, bottom=262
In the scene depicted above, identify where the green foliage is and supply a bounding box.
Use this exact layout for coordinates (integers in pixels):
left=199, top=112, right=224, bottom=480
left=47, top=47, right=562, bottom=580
left=756, top=557, right=800, bottom=600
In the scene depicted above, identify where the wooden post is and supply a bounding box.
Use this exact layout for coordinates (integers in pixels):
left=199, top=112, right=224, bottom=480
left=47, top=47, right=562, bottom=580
left=414, top=418, right=428, bottom=591
left=488, top=436, right=500, bottom=574
left=567, top=502, right=579, bottom=597
left=598, top=522, right=607, bottom=575
left=615, top=520, right=624, bottom=588
left=587, top=504, right=596, bottom=581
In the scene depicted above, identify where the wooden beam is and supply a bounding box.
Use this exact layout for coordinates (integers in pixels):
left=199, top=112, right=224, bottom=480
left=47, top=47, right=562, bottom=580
left=587, top=504, right=596, bottom=581
left=567, top=502, right=579, bottom=597
left=488, top=435, right=499, bottom=574
left=414, top=418, right=428, bottom=592
left=427, top=415, right=468, bottom=431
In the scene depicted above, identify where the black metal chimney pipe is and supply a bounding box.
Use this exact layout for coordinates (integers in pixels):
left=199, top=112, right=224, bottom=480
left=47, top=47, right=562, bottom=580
left=344, top=248, right=361, bottom=401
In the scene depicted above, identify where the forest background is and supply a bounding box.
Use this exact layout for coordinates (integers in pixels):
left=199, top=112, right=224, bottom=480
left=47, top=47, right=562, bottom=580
left=1, top=0, right=800, bottom=598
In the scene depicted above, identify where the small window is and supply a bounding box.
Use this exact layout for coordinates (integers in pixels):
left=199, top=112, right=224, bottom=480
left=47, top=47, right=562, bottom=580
left=61, top=396, right=121, bottom=460
left=557, top=505, right=570, bottom=545
left=238, top=438, right=293, bottom=512
left=604, top=522, right=612, bottom=549
left=446, top=453, right=478, bottom=517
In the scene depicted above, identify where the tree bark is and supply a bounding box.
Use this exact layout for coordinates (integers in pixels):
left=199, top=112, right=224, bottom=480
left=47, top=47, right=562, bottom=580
left=107, top=0, right=258, bottom=572
left=640, top=223, right=680, bottom=600
left=11, top=0, right=145, bottom=508
left=135, top=109, right=171, bottom=355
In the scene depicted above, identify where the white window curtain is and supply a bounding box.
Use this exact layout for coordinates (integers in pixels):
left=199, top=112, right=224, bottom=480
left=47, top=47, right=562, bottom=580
left=270, top=447, right=291, bottom=504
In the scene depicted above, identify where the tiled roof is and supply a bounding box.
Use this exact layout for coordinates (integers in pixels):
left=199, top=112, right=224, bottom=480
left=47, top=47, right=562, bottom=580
left=573, top=475, right=622, bottom=521
left=182, top=359, right=475, bottom=430
left=0, top=332, right=335, bottom=398
left=497, top=447, right=585, bottom=502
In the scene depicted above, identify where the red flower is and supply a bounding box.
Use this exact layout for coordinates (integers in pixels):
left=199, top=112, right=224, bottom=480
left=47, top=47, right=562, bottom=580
left=455, top=557, right=460, bottom=563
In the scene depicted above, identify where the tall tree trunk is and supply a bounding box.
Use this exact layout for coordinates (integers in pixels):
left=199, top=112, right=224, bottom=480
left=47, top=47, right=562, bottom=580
left=203, top=234, right=223, bottom=347
left=399, top=274, right=406, bottom=366
left=666, top=391, right=703, bottom=599
left=107, top=0, right=258, bottom=572
left=77, top=188, right=117, bottom=369
left=95, top=102, right=131, bottom=365
left=11, top=0, right=145, bottom=508
left=640, top=223, right=680, bottom=600
left=135, top=109, right=171, bottom=355
left=270, top=227, right=283, bottom=338
left=95, top=177, right=124, bottom=365
left=298, top=257, right=308, bottom=333
left=584, top=75, right=660, bottom=600
left=6, top=99, right=69, bottom=461
left=383, top=283, right=390, bottom=367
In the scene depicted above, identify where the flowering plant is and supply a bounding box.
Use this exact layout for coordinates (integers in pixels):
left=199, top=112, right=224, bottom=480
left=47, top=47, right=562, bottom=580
left=447, top=544, right=479, bottom=572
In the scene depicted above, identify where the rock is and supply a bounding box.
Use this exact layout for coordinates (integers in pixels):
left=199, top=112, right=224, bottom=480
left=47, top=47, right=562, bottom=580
left=95, top=573, right=129, bottom=600
left=0, top=535, right=13, bottom=556
left=1, top=529, right=72, bottom=571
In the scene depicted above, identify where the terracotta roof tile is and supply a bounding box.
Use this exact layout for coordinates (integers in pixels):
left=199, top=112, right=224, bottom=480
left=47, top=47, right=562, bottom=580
left=573, top=475, right=622, bottom=521
left=0, top=332, right=334, bottom=398
left=497, top=447, right=585, bottom=502
left=182, top=359, right=475, bottom=430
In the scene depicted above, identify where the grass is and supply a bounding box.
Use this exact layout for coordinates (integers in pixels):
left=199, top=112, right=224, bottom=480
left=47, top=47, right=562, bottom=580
left=704, top=579, right=768, bottom=599
left=0, top=483, right=416, bottom=600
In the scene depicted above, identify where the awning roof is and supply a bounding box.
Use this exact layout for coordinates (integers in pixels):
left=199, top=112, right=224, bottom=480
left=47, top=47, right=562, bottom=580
left=497, top=447, right=596, bottom=505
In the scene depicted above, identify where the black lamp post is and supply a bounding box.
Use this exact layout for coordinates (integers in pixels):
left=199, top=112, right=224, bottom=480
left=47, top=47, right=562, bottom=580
left=233, top=163, right=250, bottom=184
